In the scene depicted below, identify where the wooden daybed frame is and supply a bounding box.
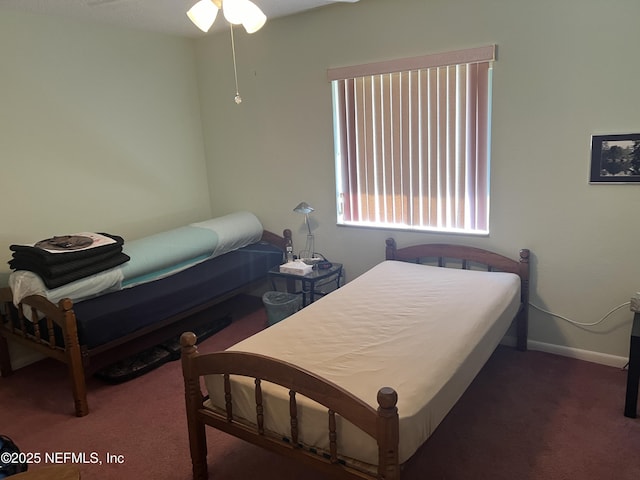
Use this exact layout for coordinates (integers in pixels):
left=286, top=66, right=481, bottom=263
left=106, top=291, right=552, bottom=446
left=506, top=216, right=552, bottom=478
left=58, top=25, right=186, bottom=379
left=180, top=240, right=530, bottom=480
left=0, top=229, right=290, bottom=417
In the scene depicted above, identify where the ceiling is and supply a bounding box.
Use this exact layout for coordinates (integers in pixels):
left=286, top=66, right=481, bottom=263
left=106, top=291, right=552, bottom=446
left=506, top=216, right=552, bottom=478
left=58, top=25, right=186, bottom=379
left=0, top=0, right=360, bottom=37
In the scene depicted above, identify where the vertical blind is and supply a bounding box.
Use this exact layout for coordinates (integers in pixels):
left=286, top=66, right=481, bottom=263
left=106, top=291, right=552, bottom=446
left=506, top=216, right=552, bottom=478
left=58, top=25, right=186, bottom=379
left=329, top=45, right=494, bottom=233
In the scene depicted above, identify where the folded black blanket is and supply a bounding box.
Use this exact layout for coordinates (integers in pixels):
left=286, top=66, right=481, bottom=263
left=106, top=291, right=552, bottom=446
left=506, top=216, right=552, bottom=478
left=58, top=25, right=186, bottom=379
left=26, top=252, right=130, bottom=289
left=9, top=248, right=126, bottom=278
left=9, top=233, right=124, bottom=266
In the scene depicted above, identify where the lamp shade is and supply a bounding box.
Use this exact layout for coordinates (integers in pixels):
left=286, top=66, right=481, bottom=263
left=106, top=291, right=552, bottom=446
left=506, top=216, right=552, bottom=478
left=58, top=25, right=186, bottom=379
left=241, top=1, right=267, bottom=33
left=186, top=0, right=219, bottom=32
left=293, top=202, right=314, bottom=215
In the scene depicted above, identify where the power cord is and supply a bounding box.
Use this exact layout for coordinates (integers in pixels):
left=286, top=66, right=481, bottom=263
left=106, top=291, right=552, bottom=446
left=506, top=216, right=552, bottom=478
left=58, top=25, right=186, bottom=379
left=529, top=301, right=631, bottom=327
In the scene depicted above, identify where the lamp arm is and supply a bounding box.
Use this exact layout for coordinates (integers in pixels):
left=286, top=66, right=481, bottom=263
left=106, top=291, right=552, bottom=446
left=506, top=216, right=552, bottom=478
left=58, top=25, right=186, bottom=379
left=305, top=214, right=312, bottom=235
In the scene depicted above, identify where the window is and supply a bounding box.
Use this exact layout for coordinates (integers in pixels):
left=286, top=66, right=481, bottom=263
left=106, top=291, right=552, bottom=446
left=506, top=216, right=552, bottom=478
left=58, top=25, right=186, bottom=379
left=329, top=45, right=494, bottom=235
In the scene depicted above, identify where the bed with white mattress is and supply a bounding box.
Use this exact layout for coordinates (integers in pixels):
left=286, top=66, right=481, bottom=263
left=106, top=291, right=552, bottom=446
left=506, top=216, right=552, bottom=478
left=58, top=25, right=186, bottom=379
left=180, top=240, right=530, bottom=480
left=0, top=212, right=289, bottom=417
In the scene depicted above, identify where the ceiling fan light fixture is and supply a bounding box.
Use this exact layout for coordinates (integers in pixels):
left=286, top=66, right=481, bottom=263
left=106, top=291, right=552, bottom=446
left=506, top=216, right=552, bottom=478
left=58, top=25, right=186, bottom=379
left=186, top=0, right=219, bottom=33
left=222, top=0, right=266, bottom=33
left=188, top=0, right=266, bottom=34
left=222, top=0, right=247, bottom=25
left=241, top=2, right=267, bottom=34
left=186, top=0, right=267, bottom=104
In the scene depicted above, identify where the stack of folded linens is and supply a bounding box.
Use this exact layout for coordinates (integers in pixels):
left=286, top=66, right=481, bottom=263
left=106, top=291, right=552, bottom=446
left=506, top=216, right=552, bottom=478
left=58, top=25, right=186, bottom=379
left=9, top=232, right=130, bottom=289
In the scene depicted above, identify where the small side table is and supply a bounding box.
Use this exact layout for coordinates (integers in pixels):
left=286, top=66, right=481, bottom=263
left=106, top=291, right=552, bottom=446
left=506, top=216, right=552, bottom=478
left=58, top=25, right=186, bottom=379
left=624, top=311, right=640, bottom=418
left=268, top=263, right=343, bottom=307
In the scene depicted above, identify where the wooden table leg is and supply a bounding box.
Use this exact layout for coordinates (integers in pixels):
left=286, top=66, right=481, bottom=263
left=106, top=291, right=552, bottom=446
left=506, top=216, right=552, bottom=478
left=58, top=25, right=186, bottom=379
left=624, top=313, right=640, bottom=418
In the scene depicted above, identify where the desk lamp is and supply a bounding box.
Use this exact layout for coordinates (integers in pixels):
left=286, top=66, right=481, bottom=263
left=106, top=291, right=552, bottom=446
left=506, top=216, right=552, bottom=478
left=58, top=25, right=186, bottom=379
left=293, top=202, right=316, bottom=261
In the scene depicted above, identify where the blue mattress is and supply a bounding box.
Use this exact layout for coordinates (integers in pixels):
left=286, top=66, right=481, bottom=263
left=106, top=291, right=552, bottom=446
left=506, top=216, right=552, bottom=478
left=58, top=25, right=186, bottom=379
left=72, top=241, right=282, bottom=349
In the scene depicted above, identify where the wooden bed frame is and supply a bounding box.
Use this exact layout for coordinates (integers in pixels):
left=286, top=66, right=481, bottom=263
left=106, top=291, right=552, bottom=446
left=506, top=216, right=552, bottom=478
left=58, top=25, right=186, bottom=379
left=0, top=229, right=290, bottom=417
left=180, top=240, right=530, bottom=480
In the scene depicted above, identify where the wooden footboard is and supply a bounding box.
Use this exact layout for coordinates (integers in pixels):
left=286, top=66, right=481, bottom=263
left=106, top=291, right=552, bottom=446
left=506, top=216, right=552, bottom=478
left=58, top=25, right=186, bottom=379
left=179, top=240, right=532, bottom=479
left=0, top=229, right=290, bottom=417
left=0, top=288, right=89, bottom=416
left=180, top=332, right=400, bottom=480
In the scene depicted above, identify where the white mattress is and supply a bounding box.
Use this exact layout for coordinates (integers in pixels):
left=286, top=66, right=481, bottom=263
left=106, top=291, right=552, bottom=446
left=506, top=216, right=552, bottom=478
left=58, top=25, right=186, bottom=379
left=204, top=260, right=521, bottom=467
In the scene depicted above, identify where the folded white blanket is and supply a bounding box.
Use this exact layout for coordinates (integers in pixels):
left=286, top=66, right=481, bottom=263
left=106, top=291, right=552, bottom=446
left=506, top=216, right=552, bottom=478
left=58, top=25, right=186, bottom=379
left=9, top=267, right=124, bottom=308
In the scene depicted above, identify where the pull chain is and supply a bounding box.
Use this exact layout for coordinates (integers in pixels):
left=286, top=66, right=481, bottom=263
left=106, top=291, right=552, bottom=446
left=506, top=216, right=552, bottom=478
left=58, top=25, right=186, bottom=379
left=229, top=24, right=242, bottom=104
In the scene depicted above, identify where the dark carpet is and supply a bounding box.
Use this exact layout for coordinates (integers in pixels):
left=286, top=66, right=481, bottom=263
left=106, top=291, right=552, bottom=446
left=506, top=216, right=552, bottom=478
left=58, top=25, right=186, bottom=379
left=1, top=294, right=639, bottom=479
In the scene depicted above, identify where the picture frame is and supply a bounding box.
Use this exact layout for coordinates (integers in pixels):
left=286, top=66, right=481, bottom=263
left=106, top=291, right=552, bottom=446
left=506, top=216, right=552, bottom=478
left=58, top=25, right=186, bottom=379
left=590, top=133, right=640, bottom=184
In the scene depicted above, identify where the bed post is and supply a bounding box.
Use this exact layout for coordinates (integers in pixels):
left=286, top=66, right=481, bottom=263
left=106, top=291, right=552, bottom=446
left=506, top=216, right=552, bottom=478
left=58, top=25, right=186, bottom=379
left=517, top=249, right=530, bottom=352
left=59, top=298, right=89, bottom=417
left=180, top=332, right=209, bottom=480
left=376, top=387, right=400, bottom=480
left=259, top=228, right=292, bottom=252
left=385, top=238, right=397, bottom=260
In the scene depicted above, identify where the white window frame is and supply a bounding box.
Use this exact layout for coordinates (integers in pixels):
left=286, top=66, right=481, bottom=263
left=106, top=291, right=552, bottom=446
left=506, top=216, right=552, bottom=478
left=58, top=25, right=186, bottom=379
left=328, top=45, right=495, bottom=235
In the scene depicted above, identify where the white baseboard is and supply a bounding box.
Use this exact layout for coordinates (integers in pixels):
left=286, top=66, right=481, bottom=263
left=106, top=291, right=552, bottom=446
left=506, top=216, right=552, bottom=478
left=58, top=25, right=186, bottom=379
left=10, top=350, right=44, bottom=370
left=0, top=340, right=44, bottom=376
left=501, top=335, right=628, bottom=368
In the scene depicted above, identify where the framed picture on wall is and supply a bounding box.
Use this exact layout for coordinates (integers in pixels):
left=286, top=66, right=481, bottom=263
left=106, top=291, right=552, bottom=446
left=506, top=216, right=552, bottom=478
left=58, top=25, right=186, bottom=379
left=590, top=133, right=640, bottom=183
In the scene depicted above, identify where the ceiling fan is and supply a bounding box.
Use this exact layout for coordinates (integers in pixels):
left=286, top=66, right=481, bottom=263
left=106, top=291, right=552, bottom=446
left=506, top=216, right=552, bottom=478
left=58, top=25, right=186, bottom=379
left=183, top=0, right=359, bottom=104
left=186, top=0, right=359, bottom=34
left=84, top=0, right=360, bottom=103
left=187, top=0, right=265, bottom=34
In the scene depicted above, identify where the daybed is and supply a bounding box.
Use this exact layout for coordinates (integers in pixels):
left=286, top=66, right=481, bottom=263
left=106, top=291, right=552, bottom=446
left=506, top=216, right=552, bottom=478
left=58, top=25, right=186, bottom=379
left=180, top=240, right=530, bottom=480
left=0, top=211, right=290, bottom=417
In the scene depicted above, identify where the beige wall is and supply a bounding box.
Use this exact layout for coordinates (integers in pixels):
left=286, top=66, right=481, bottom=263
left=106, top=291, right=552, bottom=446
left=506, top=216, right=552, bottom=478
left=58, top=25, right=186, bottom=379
left=196, top=0, right=640, bottom=359
left=0, top=9, right=212, bottom=280
left=1, top=0, right=639, bottom=362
